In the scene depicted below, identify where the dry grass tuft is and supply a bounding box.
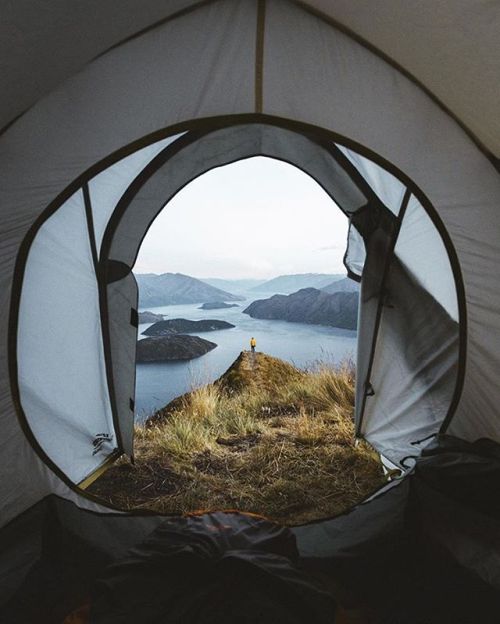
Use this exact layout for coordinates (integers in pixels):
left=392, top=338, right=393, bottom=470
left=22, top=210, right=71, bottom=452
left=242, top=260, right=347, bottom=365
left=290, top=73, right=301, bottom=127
left=89, top=352, right=386, bottom=524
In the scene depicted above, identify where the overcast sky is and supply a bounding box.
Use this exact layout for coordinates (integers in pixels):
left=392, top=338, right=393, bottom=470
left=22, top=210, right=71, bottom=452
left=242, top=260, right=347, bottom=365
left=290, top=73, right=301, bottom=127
left=135, top=156, right=348, bottom=279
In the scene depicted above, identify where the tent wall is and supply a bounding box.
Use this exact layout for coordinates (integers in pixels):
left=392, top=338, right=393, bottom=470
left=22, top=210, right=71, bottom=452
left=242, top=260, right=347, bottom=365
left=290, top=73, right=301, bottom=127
left=3, top=2, right=500, bottom=161
left=88, top=135, right=183, bottom=257
left=394, top=195, right=459, bottom=322
left=17, top=189, right=116, bottom=482
left=1, top=0, right=500, bottom=525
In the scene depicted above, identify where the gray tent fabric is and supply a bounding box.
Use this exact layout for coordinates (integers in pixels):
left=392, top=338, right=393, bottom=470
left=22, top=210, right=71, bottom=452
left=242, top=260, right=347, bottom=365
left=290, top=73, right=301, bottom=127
left=1, top=0, right=500, bottom=605
left=17, top=189, right=116, bottom=483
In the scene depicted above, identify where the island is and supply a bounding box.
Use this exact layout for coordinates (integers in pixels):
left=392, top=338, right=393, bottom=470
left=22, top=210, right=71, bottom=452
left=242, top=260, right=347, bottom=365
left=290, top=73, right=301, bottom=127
left=142, top=318, right=235, bottom=336
left=136, top=335, right=217, bottom=362
left=243, top=288, right=358, bottom=330
left=138, top=311, right=165, bottom=324
left=198, top=302, right=239, bottom=310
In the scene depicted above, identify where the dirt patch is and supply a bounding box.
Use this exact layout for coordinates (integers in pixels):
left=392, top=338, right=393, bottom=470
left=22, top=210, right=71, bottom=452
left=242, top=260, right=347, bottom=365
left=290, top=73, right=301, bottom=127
left=193, top=451, right=227, bottom=475
left=90, top=459, right=184, bottom=507
left=216, top=433, right=262, bottom=451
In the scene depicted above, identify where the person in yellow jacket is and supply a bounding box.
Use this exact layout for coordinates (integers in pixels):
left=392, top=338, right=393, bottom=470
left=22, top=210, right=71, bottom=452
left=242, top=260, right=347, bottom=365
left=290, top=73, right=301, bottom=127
left=250, top=337, right=256, bottom=353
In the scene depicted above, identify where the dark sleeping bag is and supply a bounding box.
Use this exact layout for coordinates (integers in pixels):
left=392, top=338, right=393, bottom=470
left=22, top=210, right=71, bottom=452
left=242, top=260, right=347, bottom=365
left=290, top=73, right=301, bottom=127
left=90, top=511, right=337, bottom=624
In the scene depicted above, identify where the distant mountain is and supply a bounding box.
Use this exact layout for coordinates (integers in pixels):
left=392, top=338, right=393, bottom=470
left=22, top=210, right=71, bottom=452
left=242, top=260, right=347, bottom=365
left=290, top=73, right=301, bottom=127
left=251, top=273, right=346, bottom=295
left=200, top=278, right=266, bottom=292
left=142, top=318, right=234, bottom=336
left=243, top=287, right=358, bottom=330
left=321, top=277, right=359, bottom=294
left=135, top=273, right=244, bottom=307
left=136, top=335, right=217, bottom=362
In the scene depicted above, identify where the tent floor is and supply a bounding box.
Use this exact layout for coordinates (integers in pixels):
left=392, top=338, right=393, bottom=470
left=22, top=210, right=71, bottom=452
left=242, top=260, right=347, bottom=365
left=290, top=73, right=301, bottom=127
left=2, top=511, right=499, bottom=624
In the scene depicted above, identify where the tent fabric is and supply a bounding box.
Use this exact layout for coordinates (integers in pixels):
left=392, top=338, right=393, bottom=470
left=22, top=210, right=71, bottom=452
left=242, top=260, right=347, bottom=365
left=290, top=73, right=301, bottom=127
left=2, top=2, right=500, bottom=160
left=103, top=124, right=378, bottom=270
left=1, top=2, right=500, bottom=607
left=17, top=189, right=116, bottom=483
left=88, top=135, right=184, bottom=256
left=395, top=195, right=459, bottom=322
left=360, top=254, right=459, bottom=463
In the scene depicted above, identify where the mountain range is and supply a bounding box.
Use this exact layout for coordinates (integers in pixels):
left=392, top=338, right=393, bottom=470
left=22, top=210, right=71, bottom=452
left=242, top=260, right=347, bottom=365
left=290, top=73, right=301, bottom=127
left=135, top=273, right=244, bottom=307
left=251, top=273, right=346, bottom=294
left=199, top=278, right=266, bottom=292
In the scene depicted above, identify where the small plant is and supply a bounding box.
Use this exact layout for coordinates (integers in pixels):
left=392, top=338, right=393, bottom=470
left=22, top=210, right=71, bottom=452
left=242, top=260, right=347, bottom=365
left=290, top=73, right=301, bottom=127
left=160, top=412, right=212, bottom=456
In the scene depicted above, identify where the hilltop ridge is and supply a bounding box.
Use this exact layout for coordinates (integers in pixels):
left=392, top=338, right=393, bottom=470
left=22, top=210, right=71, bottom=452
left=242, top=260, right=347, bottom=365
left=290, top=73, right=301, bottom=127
left=90, top=351, right=384, bottom=524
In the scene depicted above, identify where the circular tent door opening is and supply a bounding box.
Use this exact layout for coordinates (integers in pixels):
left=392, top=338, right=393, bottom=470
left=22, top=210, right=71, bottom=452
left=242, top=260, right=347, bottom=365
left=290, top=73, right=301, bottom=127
left=12, top=119, right=461, bottom=521
left=89, top=155, right=379, bottom=524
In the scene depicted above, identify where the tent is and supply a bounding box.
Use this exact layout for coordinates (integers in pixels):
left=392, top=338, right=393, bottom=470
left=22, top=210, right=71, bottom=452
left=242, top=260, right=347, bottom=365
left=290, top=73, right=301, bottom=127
left=1, top=1, right=500, bottom=619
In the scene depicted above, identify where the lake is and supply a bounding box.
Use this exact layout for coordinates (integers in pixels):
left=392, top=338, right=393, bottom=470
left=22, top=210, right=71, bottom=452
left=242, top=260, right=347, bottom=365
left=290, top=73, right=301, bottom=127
left=136, top=295, right=357, bottom=421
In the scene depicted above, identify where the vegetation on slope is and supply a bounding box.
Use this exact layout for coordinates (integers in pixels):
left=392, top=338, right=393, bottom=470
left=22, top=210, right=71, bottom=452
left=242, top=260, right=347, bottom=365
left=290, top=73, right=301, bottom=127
left=89, top=352, right=386, bottom=524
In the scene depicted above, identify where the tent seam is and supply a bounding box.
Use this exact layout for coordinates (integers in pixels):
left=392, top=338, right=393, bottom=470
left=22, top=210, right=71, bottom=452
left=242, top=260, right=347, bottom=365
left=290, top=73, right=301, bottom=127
left=255, top=0, right=266, bottom=113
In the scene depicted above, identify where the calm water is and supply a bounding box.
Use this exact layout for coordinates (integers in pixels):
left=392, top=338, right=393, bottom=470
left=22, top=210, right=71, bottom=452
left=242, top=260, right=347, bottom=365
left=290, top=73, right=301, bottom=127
left=135, top=295, right=357, bottom=421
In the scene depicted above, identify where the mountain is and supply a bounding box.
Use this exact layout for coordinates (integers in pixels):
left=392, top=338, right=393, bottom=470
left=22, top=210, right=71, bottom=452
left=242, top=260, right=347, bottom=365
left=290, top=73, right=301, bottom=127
left=243, top=287, right=358, bottom=330
left=200, top=277, right=266, bottom=291
left=136, top=335, right=217, bottom=362
left=135, top=272, right=244, bottom=307
left=321, top=277, right=359, bottom=294
left=251, top=273, right=346, bottom=294
left=142, top=319, right=235, bottom=336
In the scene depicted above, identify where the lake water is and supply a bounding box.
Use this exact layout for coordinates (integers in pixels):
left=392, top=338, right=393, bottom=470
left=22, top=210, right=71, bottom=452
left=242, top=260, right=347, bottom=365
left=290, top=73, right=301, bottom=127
left=136, top=295, right=357, bottom=421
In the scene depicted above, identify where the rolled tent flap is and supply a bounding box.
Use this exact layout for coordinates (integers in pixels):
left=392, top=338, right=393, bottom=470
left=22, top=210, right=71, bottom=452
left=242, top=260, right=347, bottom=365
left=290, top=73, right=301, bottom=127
left=355, top=213, right=398, bottom=434
left=358, top=195, right=460, bottom=464
left=103, top=265, right=139, bottom=458
left=343, top=220, right=366, bottom=280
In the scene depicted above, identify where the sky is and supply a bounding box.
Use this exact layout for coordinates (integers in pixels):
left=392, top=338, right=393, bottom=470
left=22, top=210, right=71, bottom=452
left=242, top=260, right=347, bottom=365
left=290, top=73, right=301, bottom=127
left=134, top=156, right=349, bottom=280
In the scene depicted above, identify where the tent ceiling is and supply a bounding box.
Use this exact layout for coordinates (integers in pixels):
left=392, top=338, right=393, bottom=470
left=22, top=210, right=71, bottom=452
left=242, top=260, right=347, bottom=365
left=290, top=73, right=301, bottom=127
left=2, top=1, right=500, bottom=159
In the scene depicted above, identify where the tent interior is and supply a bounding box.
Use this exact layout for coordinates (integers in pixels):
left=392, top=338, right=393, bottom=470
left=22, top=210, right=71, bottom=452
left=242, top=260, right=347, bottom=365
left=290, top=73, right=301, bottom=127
left=1, top=1, right=500, bottom=622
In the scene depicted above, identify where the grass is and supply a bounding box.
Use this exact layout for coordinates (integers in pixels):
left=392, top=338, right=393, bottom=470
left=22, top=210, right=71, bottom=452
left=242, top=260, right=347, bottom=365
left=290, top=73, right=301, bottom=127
left=89, top=352, right=386, bottom=525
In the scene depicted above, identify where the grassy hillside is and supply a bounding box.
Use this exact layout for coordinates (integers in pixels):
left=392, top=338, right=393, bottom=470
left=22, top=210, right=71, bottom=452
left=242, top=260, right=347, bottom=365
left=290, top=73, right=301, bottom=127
left=89, top=352, right=386, bottom=524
